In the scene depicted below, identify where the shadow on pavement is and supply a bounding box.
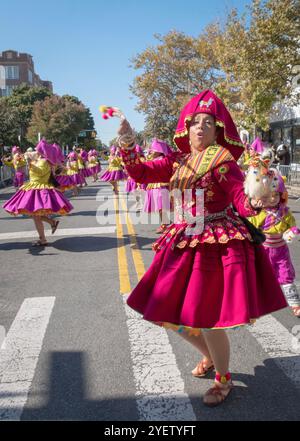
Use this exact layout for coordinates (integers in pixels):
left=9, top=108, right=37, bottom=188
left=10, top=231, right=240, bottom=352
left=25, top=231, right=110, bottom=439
left=10, top=352, right=299, bottom=421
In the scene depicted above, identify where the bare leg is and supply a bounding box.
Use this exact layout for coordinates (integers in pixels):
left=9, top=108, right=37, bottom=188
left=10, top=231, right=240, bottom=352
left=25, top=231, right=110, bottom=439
left=201, top=329, right=232, bottom=406
left=159, top=209, right=163, bottom=225
left=32, top=216, right=47, bottom=243
left=40, top=216, right=54, bottom=226
left=111, top=181, right=118, bottom=194
left=180, top=330, right=212, bottom=361
left=202, top=329, right=230, bottom=376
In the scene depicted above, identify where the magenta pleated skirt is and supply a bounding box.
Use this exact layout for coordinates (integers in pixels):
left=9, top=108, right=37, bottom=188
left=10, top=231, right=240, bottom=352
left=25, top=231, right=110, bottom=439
left=125, top=179, right=147, bottom=193
left=13, top=171, right=25, bottom=188
left=56, top=175, right=74, bottom=187
left=100, top=169, right=127, bottom=182
left=127, top=239, right=288, bottom=330
left=3, top=188, right=73, bottom=216
left=69, top=173, right=85, bottom=185
left=143, top=187, right=170, bottom=212
left=87, top=164, right=101, bottom=176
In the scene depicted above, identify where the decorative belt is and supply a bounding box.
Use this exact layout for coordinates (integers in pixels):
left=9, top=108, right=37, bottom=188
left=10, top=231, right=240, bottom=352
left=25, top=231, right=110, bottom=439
left=182, top=206, right=235, bottom=236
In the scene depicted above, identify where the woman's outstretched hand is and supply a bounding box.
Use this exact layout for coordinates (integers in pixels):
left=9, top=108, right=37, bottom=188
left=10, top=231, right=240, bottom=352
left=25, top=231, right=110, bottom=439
left=250, top=198, right=263, bottom=209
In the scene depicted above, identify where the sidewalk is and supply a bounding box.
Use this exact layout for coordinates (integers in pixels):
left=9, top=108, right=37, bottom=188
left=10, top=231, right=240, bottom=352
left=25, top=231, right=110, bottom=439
left=286, top=185, right=300, bottom=198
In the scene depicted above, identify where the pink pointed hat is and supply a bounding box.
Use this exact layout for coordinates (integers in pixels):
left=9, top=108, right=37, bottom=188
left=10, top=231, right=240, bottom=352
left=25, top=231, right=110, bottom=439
left=12, top=146, right=20, bottom=155
left=80, top=149, right=89, bottom=160
left=150, top=139, right=172, bottom=156
left=68, top=151, right=77, bottom=160
left=174, top=89, right=244, bottom=159
left=36, top=139, right=59, bottom=165
left=52, top=143, right=65, bottom=164
left=251, top=137, right=265, bottom=153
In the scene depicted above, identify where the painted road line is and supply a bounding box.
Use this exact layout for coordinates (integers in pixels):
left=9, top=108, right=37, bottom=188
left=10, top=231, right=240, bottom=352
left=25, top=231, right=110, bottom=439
left=120, top=195, right=146, bottom=281
left=248, top=314, right=300, bottom=390
left=0, top=297, right=55, bottom=421
left=0, top=226, right=116, bottom=241
left=123, top=297, right=196, bottom=421
left=113, top=196, right=131, bottom=295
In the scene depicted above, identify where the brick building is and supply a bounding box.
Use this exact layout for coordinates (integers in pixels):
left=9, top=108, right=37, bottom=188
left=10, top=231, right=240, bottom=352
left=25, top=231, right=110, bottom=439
left=0, top=50, right=53, bottom=97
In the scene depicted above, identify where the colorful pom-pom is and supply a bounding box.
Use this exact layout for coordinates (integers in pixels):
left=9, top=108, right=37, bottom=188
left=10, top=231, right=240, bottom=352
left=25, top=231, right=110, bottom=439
left=108, top=108, right=114, bottom=117
left=102, top=114, right=109, bottom=120
left=99, top=105, right=108, bottom=113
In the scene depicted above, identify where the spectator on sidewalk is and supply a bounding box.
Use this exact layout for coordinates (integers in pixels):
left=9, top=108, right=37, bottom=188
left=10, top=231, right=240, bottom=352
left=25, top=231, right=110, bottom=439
left=277, top=144, right=291, bottom=166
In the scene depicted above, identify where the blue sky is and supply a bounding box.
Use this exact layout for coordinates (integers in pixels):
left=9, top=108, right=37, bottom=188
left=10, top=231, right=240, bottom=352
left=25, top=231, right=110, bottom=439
left=0, top=0, right=251, bottom=144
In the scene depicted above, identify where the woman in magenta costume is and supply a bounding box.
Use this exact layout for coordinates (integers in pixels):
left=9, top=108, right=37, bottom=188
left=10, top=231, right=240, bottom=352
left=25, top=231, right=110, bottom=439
left=79, top=148, right=90, bottom=179
left=87, top=149, right=101, bottom=182
left=52, top=143, right=75, bottom=193
left=3, top=140, right=73, bottom=246
left=66, top=151, right=85, bottom=196
left=125, top=145, right=146, bottom=211
left=76, top=148, right=88, bottom=187
left=2, top=146, right=27, bottom=190
left=115, top=90, right=287, bottom=407
left=99, top=145, right=127, bottom=194
left=143, top=139, right=172, bottom=233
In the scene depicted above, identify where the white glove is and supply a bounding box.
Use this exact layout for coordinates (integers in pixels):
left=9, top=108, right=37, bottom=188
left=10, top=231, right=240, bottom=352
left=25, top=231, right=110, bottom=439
left=283, top=229, right=296, bottom=243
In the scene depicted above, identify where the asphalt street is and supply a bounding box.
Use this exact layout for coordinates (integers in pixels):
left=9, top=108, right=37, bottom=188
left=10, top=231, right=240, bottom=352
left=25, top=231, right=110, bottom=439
left=0, top=169, right=300, bottom=421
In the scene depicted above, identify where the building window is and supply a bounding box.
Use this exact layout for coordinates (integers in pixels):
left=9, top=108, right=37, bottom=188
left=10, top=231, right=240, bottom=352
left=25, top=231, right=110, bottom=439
left=2, top=85, right=15, bottom=96
left=5, top=66, right=19, bottom=79
left=28, top=70, right=33, bottom=83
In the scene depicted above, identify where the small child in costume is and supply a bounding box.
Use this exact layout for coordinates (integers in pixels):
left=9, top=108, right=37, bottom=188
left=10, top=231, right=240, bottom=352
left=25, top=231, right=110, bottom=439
left=247, top=168, right=300, bottom=317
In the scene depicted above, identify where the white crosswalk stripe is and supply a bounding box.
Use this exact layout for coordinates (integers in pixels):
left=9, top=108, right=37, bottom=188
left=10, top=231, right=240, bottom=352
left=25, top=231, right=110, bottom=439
left=0, top=297, right=55, bottom=421
left=123, top=296, right=196, bottom=421
left=248, top=315, right=300, bottom=390
left=0, top=227, right=116, bottom=241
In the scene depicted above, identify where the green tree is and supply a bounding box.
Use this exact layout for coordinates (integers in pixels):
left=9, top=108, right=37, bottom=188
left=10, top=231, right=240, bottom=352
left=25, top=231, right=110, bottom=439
left=6, top=84, right=52, bottom=145
left=131, top=0, right=300, bottom=136
left=210, top=0, right=300, bottom=129
left=130, top=30, right=219, bottom=142
left=0, top=98, right=20, bottom=145
left=27, top=95, right=87, bottom=146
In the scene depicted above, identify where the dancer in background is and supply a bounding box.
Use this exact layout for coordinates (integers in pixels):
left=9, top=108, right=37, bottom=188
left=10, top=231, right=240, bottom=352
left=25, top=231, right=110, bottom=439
left=125, top=145, right=146, bottom=211
left=66, top=151, right=84, bottom=196
left=87, top=149, right=101, bottom=182
left=2, top=146, right=27, bottom=190
left=3, top=140, right=73, bottom=246
left=143, top=139, right=172, bottom=233
left=99, top=145, right=127, bottom=194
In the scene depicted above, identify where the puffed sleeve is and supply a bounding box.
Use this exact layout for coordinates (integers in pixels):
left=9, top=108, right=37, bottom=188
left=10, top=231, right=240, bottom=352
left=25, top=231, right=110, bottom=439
left=247, top=211, right=267, bottom=229
left=212, top=160, right=260, bottom=217
left=120, top=147, right=178, bottom=184
left=3, top=159, right=13, bottom=167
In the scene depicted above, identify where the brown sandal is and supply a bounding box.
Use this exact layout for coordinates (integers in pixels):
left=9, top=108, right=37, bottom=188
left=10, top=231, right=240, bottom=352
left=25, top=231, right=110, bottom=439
left=192, top=359, right=215, bottom=378
left=31, top=240, right=49, bottom=247
left=292, top=306, right=300, bottom=317
left=51, top=220, right=59, bottom=234
left=203, top=381, right=233, bottom=407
